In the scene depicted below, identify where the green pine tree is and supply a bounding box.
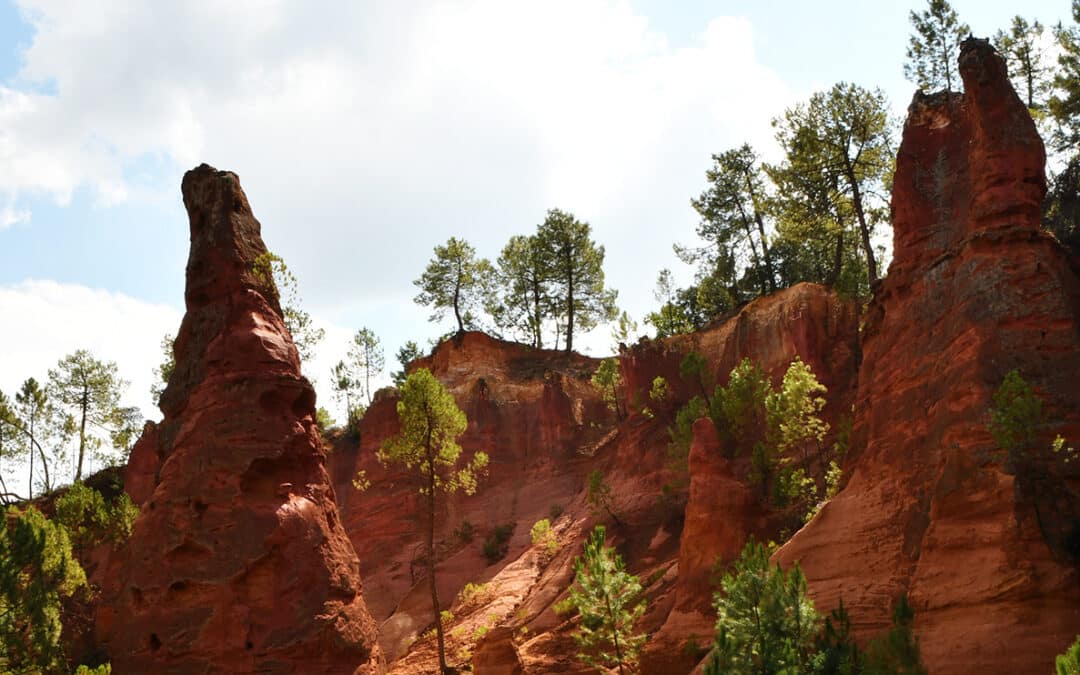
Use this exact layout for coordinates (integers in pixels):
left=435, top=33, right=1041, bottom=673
left=567, top=525, right=646, bottom=674
left=378, top=368, right=488, bottom=673
left=904, top=0, right=971, bottom=94
left=414, top=237, right=495, bottom=334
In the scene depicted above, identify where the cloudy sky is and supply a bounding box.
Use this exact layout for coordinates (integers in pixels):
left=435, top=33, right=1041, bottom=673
left=0, top=0, right=1071, bottom=486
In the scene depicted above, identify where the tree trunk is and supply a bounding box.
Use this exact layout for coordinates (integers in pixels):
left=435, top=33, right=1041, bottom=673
left=845, top=163, right=879, bottom=286
left=735, top=202, right=767, bottom=296
left=453, top=282, right=463, bottom=334
left=830, top=215, right=845, bottom=287
left=745, top=171, right=776, bottom=293
left=76, top=387, right=88, bottom=481
left=531, top=275, right=543, bottom=349
left=425, top=439, right=449, bottom=673
left=27, top=417, right=34, bottom=500
left=565, top=257, right=575, bottom=353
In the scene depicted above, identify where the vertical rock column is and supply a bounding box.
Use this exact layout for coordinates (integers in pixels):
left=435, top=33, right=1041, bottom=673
left=777, top=39, right=1080, bottom=674
left=98, top=164, right=383, bottom=674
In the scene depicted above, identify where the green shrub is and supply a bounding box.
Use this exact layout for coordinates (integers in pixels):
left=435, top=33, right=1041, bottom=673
left=862, top=595, right=928, bottom=675
left=454, top=519, right=475, bottom=543
left=1057, top=634, right=1080, bottom=675
left=483, top=523, right=515, bottom=563
left=668, top=396, right=708, bottom=463
left=988, top=369, right=1041, bottom=464
left=456, top=582, right=491, bottom=606
left=530, top=518, right=559, bottom=555
left=712, top=357, right=771, bottom=453
left=0, top=506, right=88, bottom=673
left=649, top=376, right=669, bottom=403
left=54, top=482, right=138, bottom=554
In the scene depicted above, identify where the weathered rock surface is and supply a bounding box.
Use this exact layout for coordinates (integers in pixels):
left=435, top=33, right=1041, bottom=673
left=637, top=284, right=861, bottom=673
left=777, top=39, right=1080, bottom=674
left=97, top=164, right=383, bottom=673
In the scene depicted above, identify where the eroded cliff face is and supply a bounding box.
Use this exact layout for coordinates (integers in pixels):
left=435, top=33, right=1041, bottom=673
left=98, top=165, right=383, bottom=673
left=776, top=39, right=1080, bottom=674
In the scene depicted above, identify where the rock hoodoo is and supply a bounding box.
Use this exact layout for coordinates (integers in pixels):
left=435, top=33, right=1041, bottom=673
left=777, top=38, right=1080, bottom=674
left=98, top=165, right=383, bottom=673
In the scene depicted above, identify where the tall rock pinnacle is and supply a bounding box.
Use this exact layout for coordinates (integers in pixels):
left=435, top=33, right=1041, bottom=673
left=777, top=39, right=1080, bottom=674
left=98, top=165, right=384, bottom=673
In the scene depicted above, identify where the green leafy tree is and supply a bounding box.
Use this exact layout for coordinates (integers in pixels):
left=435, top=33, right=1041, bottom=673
left=567, top=525, right=646, bottom=674
left=0, top=505, right=88, bottom=674
left=489, top=234, right=555, bottom=348
left=107, top=406, right=144, bottom=461
left=586, top=469, right=622, bottom=526
left=771, top=83, right=893, bottom=287
left=377, top=368, right=488, bottom=674
left=47, top=350, right=128, bottom=480
left=610, top=310, right=638, bottom=349
left=706, top=537, right=819, bottom=675
left=810, top=599, right=860, bottom=675
left=994, top=16, right=1051, bottom=113
left=988, top=369, right=1042, bottom=466
left=536, top=209, right=618, bottom=352
left=414, top=237, right=495, bottom=334
left=646, top=269, right=697, bottom=338
left=862, top=595, right=928, bottom=675
left=392, top=341, right=423, bottom=388
left=149, top=333, right=175, bottom=405
left=712, top=358, right=771, bottom=455
left=1057, top=634, right=1080, bottom=675
left=904, top=0, right=970, bottom=94
left=766, top=357, right=830, bottom=471
left=591, top=358, right=625, bottom=420
left=252, top=252, right=326, bottom=364
left=682, top=144, right=777, bottom=299
left=348, top=327, right=385, bottom=405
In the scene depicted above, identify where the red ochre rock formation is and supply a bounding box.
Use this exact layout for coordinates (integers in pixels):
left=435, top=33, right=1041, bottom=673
left=98, top=164, right=383, bottom=673
left=777, top=38, right=1080, bottom=674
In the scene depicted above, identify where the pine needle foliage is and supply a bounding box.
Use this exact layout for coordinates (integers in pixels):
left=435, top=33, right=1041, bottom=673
left=568, top=525, right=646, bottom=674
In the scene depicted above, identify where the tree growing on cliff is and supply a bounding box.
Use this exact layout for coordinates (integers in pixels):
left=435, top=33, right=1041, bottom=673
left=0, top=390, right=18, bottom=502
left=904, top=0, right=970, bottom=94
left=988, top=369, right=1042, bottom=468
left=348, top=327, right=385, bottom=406
left=13, top=379, right=52, bottom=499
left=331, top=360, right=362, bottom=430
left=1051, top=2, right=1080, bottom=151
left=861, top=595, right=928, bottom=675
left=0, top=505, right=88, bottom=673
left=706, top=537, right=819, bottom=674
left=150, top=333, right=175, bottom=406
left=251, top=252, right=325, bottom=364
left=770, top=83, right=893, bottom=288
left=48, top=350, right=127, bottom=481
left=591, top=358, right=625, bottom=420
left=392, top=341, right=422, bottom=388
left=414, top=237, right=495, bottom=335
left=378, top=368, right=488, bottom=674
left=536, top=209, right=618, bottom=352
left=995, top=16, right=1051, bottom=113
left=567, top=525, right=646, bottom=675
left=1057, top=634, right=1080, bottom=675
left=682, top=144, right=777, bottom=300
left=488, top=234, right=556, bottom=348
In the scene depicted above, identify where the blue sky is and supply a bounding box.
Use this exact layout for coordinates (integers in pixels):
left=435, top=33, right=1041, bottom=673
left=0, top=0, right=1073, bottom=487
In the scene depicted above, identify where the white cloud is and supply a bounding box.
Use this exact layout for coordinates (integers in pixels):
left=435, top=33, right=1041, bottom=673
left=0, top=280, right=182, bottom=418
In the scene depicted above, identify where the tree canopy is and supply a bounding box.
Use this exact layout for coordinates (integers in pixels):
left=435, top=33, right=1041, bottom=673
left=414, top=237, right=495, bottom=334
left=904, top=0, right=970, bottom=94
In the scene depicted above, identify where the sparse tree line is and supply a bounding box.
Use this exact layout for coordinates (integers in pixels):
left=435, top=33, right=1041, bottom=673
left=413, top=208, right=618, bottom=352
left=0, top=351, right=139, bottom=503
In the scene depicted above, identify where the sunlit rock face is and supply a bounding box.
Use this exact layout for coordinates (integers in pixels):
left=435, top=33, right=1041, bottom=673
left=98, top=164, right=384, bottom=674
left=777, top=38, right=1080, bottom=675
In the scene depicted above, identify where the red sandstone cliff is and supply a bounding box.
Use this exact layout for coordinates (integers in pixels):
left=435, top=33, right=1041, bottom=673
left=776, top=38, right=1080, bottom=674
left=98, top=165, right=383, bottom=673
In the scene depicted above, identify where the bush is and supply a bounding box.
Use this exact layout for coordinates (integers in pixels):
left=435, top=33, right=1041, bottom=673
left=530, top=518, right=559, bottom=555
left=54, top=482, right=139, bottom=554
left=1057, top=634, right=1080, bottom=675
left=668, top=396, right=708, bottom=463
left=0, top=506, right=88, bottom=673
left=454, top=519, right=475, bottom=543
left=456, top=582, right=491, bottom=606
left=483, top=523, right=515, bottom=563
left=861, top=595, right=928, bottom=675
left=988, top=369, right=1041, bottom=464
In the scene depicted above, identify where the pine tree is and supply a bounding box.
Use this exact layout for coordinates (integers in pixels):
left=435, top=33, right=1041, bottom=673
left=348, top=327, right=385, bottom=405
left=14, top=379, right=50, bottom=499
left=48, top=350, right=127, bottom=480
left=862, top=595, right=928, bottom=675
left=1051, top=2, right=1080, bottom=151
left=683, top=144, right=776, bottom=299
left=590, top=358, right=625, bottom=420
left=904, top=0, right=970, bottom=94
left=251, top=252, right=325, bottom=364
left=567, top=525, right=646, bottom=674
left=706, top=537, right=819, bottom=675
left=378, top=368, right=488, bottom=673
left=150, top=333, right=175, bottom=406
left=392, top=341, right=422, bottom=388
left=994, top=16, right=1051, bottom=112
left=536, top=209, right=618, bottom=352
left=0, top=506, right=87, bottom=673
left=414, top=237, right=495, bottom=334
left=489, top=234, right=556, bottom=348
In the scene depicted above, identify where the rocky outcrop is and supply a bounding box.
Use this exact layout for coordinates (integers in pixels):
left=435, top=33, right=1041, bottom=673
left=777, top=39, right=1080, bottom=674
left=97, top=165, right=383, bottom=673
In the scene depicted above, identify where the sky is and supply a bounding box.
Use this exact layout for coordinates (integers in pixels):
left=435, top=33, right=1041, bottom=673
left=0, top=0, right=1074, bottom=489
